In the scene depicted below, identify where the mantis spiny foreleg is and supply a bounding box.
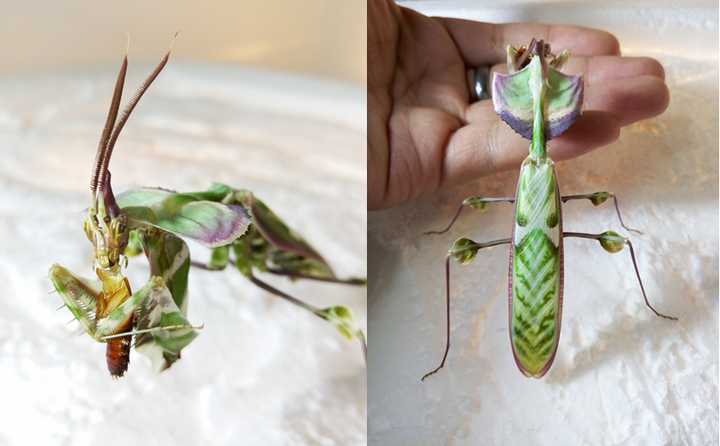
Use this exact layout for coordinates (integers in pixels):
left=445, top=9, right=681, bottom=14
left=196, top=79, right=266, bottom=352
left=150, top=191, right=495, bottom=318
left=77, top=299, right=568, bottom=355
left=421, top=237, right=512, bottom=381
left=562, top=192, right=642, bottom=234
left=424, top=197, right=515, bottom=235
left=563, top=231, right=677, bottom=320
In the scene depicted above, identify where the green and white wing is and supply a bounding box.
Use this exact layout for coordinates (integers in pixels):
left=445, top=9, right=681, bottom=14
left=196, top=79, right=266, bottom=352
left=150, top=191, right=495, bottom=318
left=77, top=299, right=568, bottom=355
left=117, top=188, right=251, bottom=248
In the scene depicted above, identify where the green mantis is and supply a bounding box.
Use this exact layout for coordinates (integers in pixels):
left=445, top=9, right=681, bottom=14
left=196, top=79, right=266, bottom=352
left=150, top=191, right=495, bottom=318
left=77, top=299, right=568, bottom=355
left=49, top=45, right=366, bottom=377
left=422, top=39, right=676, bottom=380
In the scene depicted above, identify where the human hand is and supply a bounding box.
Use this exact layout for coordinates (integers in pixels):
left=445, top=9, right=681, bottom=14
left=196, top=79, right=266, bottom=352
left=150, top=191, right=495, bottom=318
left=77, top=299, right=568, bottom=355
left=368, top=0, right=669, bottom=210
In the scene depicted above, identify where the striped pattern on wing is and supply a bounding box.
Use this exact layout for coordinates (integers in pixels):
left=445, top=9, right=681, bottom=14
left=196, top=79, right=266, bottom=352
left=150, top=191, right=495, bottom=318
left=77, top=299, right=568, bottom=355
left=509, top=158, right=563, bottom=377
left=511, top=228, right=560, bottom=376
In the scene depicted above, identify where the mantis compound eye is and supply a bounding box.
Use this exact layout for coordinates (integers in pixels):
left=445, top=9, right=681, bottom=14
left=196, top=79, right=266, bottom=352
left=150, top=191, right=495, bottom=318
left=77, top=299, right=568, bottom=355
left=450, top=238, right=480, bottom=265
left=599, top=231, right=627, bottom=253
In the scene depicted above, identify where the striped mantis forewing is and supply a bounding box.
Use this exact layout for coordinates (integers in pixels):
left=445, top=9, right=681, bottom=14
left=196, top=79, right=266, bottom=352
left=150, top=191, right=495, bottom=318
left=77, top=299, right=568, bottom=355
left=509, top=158, right=564, bottom=377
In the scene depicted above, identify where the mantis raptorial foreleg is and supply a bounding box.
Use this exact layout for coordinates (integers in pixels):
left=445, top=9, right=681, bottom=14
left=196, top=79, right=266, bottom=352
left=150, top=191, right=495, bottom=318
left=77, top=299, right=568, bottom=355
left=563, top=231, right=677, bottom=320
left=421, top=237, right=512, bottom=381
left=562, top=192, right=642, bottom=234
left=424, top=197, right=515, bottom=235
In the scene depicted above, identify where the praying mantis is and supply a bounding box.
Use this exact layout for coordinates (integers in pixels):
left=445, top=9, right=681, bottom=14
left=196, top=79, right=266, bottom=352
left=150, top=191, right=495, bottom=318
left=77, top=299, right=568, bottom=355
left=49, top=43, right=366, bottom=377
left=421, top=39, right=676, bottom=380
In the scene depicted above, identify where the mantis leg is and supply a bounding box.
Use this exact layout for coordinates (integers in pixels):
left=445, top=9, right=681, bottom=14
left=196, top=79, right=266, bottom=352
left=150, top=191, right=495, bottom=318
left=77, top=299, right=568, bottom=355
left=422, top=237, right=512, bottom=381
left=562, top=192, right=642, bottom=234
left=246, top=273, right=322, bottom=315
left=563, top=231, right=677, bottom=320
left=191, top=260, right=225, bottom=271
left=425, top=197, right=515, bottom=235
left=266, top=268, right=367, bottom=286
left=247, top=273, right=367, bottom=362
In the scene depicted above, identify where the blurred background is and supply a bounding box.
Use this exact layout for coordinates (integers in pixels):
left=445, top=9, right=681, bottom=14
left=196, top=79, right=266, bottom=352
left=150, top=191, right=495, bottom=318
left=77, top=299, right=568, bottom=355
left=0, top=1, right=367, bottom=85
left=0, top=2, right=366, bottom=445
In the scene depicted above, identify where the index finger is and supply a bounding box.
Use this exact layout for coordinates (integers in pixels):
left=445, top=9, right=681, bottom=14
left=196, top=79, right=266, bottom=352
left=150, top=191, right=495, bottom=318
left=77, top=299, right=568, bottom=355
left=439, top=19, right=621, bottom=66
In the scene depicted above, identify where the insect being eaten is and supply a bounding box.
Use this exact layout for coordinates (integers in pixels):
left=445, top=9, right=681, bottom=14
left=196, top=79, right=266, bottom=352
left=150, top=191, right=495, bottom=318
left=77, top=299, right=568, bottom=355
left=49, top=39, right=366, bottom=378
left=421, top=38, right=677, bottom=381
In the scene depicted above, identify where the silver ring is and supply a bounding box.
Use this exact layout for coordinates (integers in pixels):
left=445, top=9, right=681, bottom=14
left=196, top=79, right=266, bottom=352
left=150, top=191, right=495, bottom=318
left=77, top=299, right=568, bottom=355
left=468, top=66, right=491, bottom=102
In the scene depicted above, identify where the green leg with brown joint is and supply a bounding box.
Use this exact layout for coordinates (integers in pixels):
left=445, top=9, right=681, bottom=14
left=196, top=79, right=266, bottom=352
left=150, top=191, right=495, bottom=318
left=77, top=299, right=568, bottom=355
left=422, top=237, right=512, bottom=381
left=425, top=197, right=515, bottom=235
left=563, top=231, right=677, bottom=320
left=562, top=192, right=642, bottom=234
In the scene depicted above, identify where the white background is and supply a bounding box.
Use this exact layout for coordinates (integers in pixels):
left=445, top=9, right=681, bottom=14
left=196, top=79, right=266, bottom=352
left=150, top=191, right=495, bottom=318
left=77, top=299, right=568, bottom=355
left=369, top=1, right=718, bottom=445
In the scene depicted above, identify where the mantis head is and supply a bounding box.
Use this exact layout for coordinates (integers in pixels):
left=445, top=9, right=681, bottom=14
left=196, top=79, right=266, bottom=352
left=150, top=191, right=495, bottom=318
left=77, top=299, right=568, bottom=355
left=84, top=49, right=171, bottom=270
left=506, top=38, right=570, bottom=74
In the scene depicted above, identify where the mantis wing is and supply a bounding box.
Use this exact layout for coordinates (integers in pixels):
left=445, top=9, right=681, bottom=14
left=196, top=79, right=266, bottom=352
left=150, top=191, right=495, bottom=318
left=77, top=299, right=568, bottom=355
left=492, top=56, right=583, bottom=140
left=234, top=189, right=336, bottom=280
left=117, top=188, right=251, bottom=248
left=49, top=264, right=100, bottom=338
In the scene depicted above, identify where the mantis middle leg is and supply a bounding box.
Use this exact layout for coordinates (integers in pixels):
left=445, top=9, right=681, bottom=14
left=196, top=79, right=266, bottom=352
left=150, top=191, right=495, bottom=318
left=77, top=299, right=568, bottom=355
left=425, top=197, right=515, bottom=235
left=421, top=237, right=512, bottom=381
left=563, top=231, right=677, bottom=320
left=562, top=192, right=642, bottom=234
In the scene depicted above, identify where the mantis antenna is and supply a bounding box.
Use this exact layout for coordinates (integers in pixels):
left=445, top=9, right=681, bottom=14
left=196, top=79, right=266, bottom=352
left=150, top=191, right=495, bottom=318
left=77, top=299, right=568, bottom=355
left=92, top=33, right=178, bottom=200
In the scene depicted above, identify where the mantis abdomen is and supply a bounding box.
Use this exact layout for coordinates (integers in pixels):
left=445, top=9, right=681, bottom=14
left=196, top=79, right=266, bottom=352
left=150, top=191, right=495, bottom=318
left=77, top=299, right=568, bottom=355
left=106, top=323, right=132, bottom=377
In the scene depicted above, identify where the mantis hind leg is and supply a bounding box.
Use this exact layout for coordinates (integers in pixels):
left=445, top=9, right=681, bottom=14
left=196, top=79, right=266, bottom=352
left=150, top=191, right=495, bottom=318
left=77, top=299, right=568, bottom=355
left=422, top=237, right=511, bottom=381
left=563, top=231, right=677, bottom=320
left=247, top=273, right=368, bottom=362
left=562, top=192, right=642, bottom=234
left=424, top=197, right=515, bottom=235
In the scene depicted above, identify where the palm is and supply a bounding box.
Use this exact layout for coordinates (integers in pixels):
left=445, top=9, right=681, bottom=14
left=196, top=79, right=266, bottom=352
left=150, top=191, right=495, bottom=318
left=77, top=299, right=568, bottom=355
left=369, top=1, right=669, bottom=210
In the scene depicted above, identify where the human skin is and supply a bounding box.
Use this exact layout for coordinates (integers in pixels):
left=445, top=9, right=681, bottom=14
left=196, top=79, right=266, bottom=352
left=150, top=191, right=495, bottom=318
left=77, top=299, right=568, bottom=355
left=368, top=0, right=669, bottom=210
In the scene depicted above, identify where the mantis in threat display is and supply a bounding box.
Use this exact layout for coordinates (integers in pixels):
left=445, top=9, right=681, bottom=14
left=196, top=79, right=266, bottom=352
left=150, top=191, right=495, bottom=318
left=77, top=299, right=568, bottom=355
left=49, top=45, right=365, bottom=377
left=422, top=39, right=676, bottom=380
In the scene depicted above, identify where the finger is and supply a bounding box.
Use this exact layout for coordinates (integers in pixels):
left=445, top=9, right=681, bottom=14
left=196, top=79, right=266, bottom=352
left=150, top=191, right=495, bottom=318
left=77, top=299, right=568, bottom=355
left=442, top=110, right=621, bottom=188
left=440, top=19, right=621, bottom=66
left=491, top=55, right=665, bottom=84
left=583, top=75, right=669, bottom=126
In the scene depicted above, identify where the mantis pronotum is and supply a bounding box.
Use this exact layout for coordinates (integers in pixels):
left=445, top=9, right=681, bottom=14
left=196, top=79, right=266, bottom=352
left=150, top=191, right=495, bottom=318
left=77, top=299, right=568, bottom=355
left=49, top=42, right=366, bottom=377
left=422, top=39, right=676, bottom=381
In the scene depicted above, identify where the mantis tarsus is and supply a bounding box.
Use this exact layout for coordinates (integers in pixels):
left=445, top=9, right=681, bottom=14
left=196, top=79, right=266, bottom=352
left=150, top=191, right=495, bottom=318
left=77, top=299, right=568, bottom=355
left=49, top=42, right=366, bottom=377
left=421, top=39, right=677, bottom=381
